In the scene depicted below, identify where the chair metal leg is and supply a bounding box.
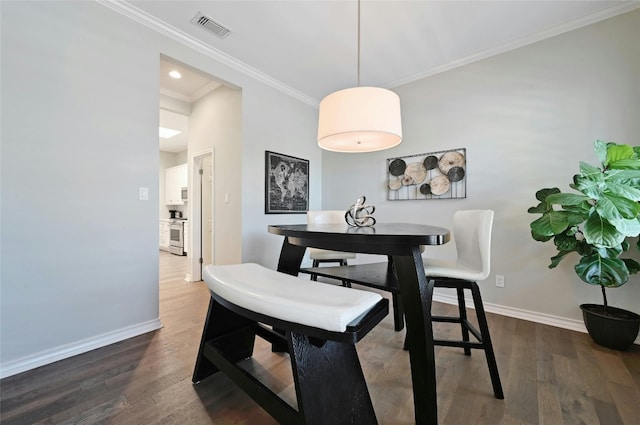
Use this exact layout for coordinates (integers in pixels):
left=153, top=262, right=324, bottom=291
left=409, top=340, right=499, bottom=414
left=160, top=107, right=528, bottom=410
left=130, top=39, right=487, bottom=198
left=456, top=287, right=471, bottom=356
left=311, top=260, right=319, bottom=281
left=339, top=260, right=352, bottom=287
left=470, top=282, right=504, bottom=399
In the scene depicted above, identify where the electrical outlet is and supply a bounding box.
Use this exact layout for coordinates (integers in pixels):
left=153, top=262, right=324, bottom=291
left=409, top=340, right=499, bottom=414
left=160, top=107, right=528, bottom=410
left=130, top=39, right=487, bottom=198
left=495, top=275, right=505, bottom=288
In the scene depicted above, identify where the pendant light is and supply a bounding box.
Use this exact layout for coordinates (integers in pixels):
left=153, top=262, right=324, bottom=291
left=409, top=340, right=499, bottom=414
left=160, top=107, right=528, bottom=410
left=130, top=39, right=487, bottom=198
left=317, top=0, right=402, bottom=153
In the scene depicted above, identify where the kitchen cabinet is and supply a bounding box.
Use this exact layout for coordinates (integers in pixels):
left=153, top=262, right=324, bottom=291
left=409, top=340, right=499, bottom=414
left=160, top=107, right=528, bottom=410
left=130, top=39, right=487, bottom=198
left=165, top=163, right=187, bottom=205
left=159, top=219, right=170, bottom=250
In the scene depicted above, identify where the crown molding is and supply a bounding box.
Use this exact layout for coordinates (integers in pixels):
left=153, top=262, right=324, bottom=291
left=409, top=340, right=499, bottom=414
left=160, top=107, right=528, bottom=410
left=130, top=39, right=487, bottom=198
left=160, top=88, right=191, bottom=103
left=385, top=2, right=640, bottom=89
left=96, top=0, right=319, bottom=107
left=191, top=80, right=223, bottom=103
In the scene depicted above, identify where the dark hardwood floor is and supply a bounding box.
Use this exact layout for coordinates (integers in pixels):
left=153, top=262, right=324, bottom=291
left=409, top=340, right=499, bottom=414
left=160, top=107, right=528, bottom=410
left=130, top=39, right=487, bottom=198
left=1, top=251, right=639, bottom=424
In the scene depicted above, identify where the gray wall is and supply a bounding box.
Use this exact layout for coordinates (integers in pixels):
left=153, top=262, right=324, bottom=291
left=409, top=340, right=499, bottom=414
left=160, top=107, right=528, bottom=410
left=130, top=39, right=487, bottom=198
left=321, top=10, right=640, bottom=328
left=0, top=1, right=319, bottom=377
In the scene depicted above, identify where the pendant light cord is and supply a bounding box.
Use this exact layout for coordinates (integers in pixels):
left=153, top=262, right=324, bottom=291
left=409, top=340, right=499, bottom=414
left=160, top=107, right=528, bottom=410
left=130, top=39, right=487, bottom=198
left=357, top=0, right=361, bottom=87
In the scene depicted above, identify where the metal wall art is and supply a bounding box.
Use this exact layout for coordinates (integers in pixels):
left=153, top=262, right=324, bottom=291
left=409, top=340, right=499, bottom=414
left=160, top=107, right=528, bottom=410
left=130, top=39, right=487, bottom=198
left=265, top=151, right=309, bottom=214
left=345, top=195, right=376, bottom=227
left=387, top=148, right=466, bottom=200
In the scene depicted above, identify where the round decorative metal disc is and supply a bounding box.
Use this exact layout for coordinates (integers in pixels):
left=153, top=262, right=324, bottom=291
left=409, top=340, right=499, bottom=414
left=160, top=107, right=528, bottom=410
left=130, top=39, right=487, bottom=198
left=447, top=166, right=465, bottom=182
left=430, top=175, right=451, bottom=195
left=388, top=177, right=402, bottom=190
left=438, top=151, right=465, bottom=174
left=419, top=183, right=431, bottom=195
left=404, top=162, right=427, bottom=185
left=388, top=159, right=407, bottom=176
left=423, top=155, right=439, bottom=170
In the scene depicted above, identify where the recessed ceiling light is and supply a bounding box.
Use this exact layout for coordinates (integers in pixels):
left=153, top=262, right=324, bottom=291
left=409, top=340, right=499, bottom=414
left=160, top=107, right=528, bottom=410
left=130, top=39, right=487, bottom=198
left=169, top=70, right=182, bottom=79
left=159, top=127, right=181, bottom=139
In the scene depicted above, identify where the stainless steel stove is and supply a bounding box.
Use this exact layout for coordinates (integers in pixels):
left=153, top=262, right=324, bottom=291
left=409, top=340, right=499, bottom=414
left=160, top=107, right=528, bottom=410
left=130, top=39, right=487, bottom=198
left=168, top=219, right=187, bottom=256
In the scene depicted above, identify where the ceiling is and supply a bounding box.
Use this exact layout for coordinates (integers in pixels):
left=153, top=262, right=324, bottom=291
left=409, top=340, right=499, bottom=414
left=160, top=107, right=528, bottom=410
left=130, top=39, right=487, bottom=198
left=159, top=56, right=222, bottom=152
left=147, top=0, right=639, bottom=152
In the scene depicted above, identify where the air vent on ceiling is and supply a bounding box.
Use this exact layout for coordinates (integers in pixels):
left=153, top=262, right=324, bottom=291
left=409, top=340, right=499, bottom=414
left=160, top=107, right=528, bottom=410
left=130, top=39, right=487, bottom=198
left=191, top=12, right=231, bottom=39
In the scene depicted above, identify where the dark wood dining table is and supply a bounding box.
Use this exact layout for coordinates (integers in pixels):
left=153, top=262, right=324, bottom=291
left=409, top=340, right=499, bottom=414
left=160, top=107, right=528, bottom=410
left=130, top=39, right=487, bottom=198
left=268, top=222, right=451, bottom=425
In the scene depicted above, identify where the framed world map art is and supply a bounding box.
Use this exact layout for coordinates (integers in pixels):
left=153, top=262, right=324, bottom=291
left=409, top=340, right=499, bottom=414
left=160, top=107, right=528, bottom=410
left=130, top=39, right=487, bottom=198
left=265, top=151, right=309, bottom=214
left=387, top=148, right=466, bottom=200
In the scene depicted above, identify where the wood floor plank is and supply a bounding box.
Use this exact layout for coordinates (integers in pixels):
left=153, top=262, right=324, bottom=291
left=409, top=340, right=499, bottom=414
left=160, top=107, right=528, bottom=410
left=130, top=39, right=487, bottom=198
left=505, top=319, right=539, bottom=425
left=2, top=251, right=639, bottom=425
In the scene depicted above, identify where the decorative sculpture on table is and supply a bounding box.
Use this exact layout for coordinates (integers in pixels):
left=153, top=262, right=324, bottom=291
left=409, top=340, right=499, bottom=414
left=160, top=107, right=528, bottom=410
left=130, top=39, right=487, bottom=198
left=345, top=196, right=376, bottom=227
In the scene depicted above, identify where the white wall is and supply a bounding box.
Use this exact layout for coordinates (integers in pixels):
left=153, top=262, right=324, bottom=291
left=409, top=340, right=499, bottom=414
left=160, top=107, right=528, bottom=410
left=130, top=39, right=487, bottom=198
left=241, top=83, right=323, bottom=268
left=0, top=1, right=162, bottom=374
left=321, top=10, right=640, bottom=328
left=0, top=1, right=319, bottom=377
left=188, top=85, right=243, bottom=267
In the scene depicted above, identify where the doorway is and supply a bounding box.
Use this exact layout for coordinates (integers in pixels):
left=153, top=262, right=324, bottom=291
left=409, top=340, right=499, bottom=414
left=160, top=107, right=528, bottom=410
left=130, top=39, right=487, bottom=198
left=201, top=154, right=214, bottom=269
left=188, top=151, right=214, bottom=282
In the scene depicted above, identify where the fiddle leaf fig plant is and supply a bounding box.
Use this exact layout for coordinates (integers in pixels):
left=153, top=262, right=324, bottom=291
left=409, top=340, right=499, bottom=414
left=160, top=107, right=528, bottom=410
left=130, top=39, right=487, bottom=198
left=528, top=140, right=640, bottom=308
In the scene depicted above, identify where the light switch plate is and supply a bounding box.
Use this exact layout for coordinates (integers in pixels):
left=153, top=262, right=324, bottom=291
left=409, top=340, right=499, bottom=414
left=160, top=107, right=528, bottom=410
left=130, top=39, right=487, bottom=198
left=139, top=187, right=149, bottom=201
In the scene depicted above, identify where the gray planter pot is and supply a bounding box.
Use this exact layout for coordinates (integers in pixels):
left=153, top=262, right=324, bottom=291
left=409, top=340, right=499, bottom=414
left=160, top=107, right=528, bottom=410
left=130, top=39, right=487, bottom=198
left=580, top=304, right=640, bottom=351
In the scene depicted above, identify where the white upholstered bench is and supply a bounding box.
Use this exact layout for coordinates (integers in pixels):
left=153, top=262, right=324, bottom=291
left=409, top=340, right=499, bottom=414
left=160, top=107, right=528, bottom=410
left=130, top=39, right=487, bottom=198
left=192, top=263, right=389, bottom=425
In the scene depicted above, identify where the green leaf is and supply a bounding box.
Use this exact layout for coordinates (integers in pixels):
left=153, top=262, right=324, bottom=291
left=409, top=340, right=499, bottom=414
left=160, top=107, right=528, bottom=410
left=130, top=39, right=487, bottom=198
left=606, top=143, right=634, bottom=167
left=595, top=245, right=623, bottom=259
left=554, top=232, right=579, bottom=251
left=605, top=182, right=640, bottom=202
left=583, top=211, right=626, bottom=247
left=573, top=175, right=603, bottom=199
left=546, top=193, right=590, bottom=206
left=531, top=230, right=553, bottom=242
left=594, top=140, right=608, bottom=165
left=549, top=250, right=573, bottom=268
left=574, top=254, right=629, bottom=287
left=609, top=217, right=640, bottom=237
left=609, top=158, right=640, bottom=170
left=535, top=188, right=560, bottom=202
left=530, top=211, right=572, bottom=236
left=602, top=193, right=640, bottom=218
left=579, top=161, right=602, bottom=177
left=622, top=258, right=640, bottom=274
left=528, top=202, right=549, bottom=214
left=604, top=168, right=640, bottom=181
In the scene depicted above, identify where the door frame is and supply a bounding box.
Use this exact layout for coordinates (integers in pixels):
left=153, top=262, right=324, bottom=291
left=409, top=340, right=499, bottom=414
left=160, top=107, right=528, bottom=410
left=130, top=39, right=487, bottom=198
left=188, top=148, right=214, bottom=282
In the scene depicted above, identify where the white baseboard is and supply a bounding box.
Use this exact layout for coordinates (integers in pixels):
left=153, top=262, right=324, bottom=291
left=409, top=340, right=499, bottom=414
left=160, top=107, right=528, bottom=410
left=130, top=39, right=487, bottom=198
left=0, top=318, right=162, bottom=379
left=432, top=292, right=640, bottom=345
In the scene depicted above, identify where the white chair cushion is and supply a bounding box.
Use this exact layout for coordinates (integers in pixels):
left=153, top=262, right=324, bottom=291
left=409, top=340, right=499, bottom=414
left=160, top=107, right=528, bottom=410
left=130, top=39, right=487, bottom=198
left=203, top=263, right=382, bottom=333
left=309, top=248, right=357, bottom=260
left=423, top=258, right=489, bottom=281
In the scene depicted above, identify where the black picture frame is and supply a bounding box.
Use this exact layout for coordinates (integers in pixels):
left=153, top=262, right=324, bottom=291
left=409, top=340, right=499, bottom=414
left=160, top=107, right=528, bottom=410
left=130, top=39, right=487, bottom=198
left=265, top=151, right=309, bottom=214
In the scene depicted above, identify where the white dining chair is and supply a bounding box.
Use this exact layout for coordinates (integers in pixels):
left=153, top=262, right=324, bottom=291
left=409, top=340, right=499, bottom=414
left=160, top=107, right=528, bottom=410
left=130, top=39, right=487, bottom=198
left=422, top=209, right=503, bottom=399
left=306, top=210, right=356, bottom=285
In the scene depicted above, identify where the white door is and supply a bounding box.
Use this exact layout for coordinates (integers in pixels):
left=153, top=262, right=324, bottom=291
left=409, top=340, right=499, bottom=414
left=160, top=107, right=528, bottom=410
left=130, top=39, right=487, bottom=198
left=201, top=155, right=213, bottom=267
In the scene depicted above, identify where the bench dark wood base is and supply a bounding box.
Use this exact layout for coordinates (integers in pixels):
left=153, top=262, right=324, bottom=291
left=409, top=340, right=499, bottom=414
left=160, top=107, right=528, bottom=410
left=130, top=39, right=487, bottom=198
left=193, top=293, right=388, bottom=425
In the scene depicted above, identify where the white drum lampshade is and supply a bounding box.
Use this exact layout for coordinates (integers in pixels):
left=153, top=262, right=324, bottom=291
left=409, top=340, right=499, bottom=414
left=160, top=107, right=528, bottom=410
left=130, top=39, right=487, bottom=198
left=317, top=86, right=402, bottom=153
